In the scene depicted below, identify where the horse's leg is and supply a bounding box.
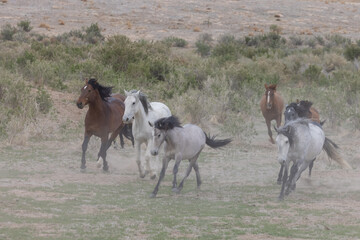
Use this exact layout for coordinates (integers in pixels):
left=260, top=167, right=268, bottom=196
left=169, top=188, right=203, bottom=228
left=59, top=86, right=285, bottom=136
left=144, top=141, right=157, bottom=179
left=266, top=119, right=275, bottom=144
left=193, top=162, right=202, bottom=189
left=276, top=114, right=282, bottom=127
left=176, top=153, right=201, bottom=193
left=172, top=154, right=183, bottom=191
left=308, top=158, right=315, bottom=177
left=119, top=129, right=125, bottom=148
left=150, top=157, right=170, bottom=198
left=285, top=162, right=298, bottom=195
left=277, top=163, right=284, bottom=185
left=81, top=134, right=91, bottom=170
left=289, top=160, right=310, bottom=193
left=98, top=137, right=109, bottom=172
left=135, top=140, right=146, bottom=178
left=279, top=161, right=288, bottom=200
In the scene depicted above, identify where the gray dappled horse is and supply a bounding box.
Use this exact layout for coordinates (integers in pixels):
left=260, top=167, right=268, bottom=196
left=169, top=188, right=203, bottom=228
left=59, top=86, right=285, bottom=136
left=275, top=119, right=351, bottom=200
left=148, top=116, right=232, bottom=198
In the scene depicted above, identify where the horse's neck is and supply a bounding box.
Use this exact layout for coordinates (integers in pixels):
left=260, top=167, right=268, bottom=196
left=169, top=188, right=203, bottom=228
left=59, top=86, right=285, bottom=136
left=133, top=103, right=149, bottom=130
left=88, top=98, right=107, bottom=116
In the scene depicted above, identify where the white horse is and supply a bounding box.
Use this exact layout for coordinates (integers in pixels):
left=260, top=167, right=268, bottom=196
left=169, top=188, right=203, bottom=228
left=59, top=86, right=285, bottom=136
left=148, top=116, right=232, bottom=198
left=275, top=118, right=351, bottom=200
left=122, top=90, right=171, bottom=179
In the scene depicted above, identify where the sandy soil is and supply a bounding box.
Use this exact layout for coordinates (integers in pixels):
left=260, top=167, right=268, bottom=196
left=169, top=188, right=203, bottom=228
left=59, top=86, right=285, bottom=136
left=1, top=0, right=360, bottom=44
left=0, top=0, right=359, bottom=238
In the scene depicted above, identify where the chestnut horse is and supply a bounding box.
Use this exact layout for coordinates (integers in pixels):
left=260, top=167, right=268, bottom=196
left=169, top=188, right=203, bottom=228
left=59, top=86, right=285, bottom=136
left=76, top=78, right=125, bottom=171
left=260, top=84, right=284, bottom=144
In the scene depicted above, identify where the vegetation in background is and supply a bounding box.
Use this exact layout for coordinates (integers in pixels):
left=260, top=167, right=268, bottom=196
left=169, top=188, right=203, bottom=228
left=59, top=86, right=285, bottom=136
left=0, top=22, right=359, bottom=142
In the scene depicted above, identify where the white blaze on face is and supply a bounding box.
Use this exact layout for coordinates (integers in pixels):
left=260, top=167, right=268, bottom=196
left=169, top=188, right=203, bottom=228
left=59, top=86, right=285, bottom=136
left=84, top=86, right=87, bottom=90
left=267, top=90, right=270, bottom=105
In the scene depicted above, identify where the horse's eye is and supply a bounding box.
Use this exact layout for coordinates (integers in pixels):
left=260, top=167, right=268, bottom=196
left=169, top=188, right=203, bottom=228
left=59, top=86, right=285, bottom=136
left=132, top=102, right=135, bottom=105
left=158, top=134, right=161, bottom=138
left=88, top=90, right=91, bottom=92
left=285, top=140, right=289, bottom=144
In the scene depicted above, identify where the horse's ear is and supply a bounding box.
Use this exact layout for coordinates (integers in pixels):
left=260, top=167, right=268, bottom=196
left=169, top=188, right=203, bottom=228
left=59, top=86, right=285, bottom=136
left=124, top=90, right=130, bottom=96
left=264, top=83, right=268, bottom=89
left=273, top=84, right=277, bottom=90
left=148, top=121, right=153, bottom=128
left=135, top=90, right=141, bottom=96
left=296, top=99, right=300, bottom=104
left=85, top=78, right=88, bottom=84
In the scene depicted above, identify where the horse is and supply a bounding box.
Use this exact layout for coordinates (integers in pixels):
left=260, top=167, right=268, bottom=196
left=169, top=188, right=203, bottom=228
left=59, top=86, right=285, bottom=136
left=76, top=78, right=125, bottom=171
left=122, top=90, right=172, bottom=179
left=111, top=93, right=134, bottom=148
left=260, top=84, right=284, bottom=144
left=275, top=118, right=351, bottom=200
left=284, top=100, right=321, bottom=124
left=279, top=100, right=323, bottom=183
left=148, top=116, right=232, bottom=198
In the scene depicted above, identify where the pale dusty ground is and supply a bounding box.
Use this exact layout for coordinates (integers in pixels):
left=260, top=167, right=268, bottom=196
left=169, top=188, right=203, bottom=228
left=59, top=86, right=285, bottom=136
left=1, top=0, right=360, bottom=44
left=0, top=0, right=360, bottom=238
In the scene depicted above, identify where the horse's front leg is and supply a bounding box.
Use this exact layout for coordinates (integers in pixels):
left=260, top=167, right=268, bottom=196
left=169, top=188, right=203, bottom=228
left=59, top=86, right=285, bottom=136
left=150, top=156, right=170, bottom=198
left=279, top=161, right=289, bottom=200
left=145, top=140, right=157, bottom=179
left=172, top=153, right=183, bottom=191
left=266, top=119, right=275, bottom=144
left=277, top=163, right=284, bottom=185
left=81, top=134, right=91, bottom=170
left=285, top=162, right=298, bottom=195
left=135, top=140, right=146, bottom=178
left=97, top=136, right=109, bottom=172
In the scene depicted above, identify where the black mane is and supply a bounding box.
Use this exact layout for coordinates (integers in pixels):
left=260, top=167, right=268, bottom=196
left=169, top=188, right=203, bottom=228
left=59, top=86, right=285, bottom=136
left=286, top=100, right=312, bottom=118
left=88, top=78, right=113, bottom=102
left=155, top=116, right=182, bottom=130
left=130, top=89, right=152, bottom=114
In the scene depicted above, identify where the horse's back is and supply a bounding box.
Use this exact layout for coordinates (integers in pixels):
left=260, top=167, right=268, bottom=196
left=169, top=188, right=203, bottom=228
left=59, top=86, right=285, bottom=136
left=149, top=102, right=171, bottom=119
left=180, top=124, right=206, bottom=158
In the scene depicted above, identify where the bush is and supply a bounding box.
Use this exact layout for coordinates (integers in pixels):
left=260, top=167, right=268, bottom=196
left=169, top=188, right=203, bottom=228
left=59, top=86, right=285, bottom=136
left=1, top=24, right=17, bottom=41
left=163, top=37, right=188, bottom=47
left=344, top=44, right=360, bottom=61
left=17, top=20, right=33, bottom=32
left=36, top=88, right=52, bottom=114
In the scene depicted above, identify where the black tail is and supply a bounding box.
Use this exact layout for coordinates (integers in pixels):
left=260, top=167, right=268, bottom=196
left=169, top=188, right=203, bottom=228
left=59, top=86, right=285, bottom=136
left=323, top=137, right=351, bottom=169
left=205, top=133, right=232, bottom=149
left=121, top=124, right=134, bottom=141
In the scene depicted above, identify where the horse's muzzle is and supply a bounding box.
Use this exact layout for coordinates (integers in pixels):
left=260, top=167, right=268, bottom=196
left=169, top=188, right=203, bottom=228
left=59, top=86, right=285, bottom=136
left=151, top=150, right=158, bottom=156
left=77, top=102, right=84, bottom=109
left=123, top=116, right=134, bottom=124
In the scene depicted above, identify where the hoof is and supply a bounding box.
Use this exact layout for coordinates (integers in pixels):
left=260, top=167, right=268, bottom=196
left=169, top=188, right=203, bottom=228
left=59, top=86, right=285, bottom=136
left=96, top=162, right=102, bottom=168
left=278, top=196, right=284, bottom=201
left=150, top=193, right=156, bottom=198
left=172, top=188, right=181, bottom=194
left=139, top=173, right=146, bottom=178
left=80, top=167, right=86, bottom=173
left=150, top=174, right=157, bottom=180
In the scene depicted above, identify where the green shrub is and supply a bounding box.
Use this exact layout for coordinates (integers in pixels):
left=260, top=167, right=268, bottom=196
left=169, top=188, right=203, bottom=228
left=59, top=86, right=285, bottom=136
left=1, top=24, right=17, bottom=41
left=84, top=23, right=104, bottom=44
left=195, top=41, right=211, bottom=57
left=36, top=88, right=52, bottom=114
left=163, top=37, right=188, bottom=47
left=17, top=20, right=33, bottom=32
left=304, top=64, right=322, bottom=82
left=344, top=44, right=360, bottom=61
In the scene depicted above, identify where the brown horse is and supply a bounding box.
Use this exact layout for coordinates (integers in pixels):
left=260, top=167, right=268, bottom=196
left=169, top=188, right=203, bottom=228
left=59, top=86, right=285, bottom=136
left=260, top=84, right=284, bottom=144
left=111, top=93, right=134, bottom=148
left=76, top=78, right=125, bottom=171
left=284, top=100, right=321, bottom=124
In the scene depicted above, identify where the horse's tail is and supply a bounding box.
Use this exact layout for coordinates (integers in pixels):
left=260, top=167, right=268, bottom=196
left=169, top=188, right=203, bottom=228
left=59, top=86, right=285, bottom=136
left=323, top=137, right=352, bottom=169
left=122, top=124, right=133, bottom=141
left=205, top=133, right=232, bottom=149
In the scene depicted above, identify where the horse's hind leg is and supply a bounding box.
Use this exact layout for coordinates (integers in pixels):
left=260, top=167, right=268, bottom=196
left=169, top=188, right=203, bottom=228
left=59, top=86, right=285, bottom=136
left=176, top=152, right=200, bottom=193
left=193, top=162, right=202, bottom=188
left=150, top=157, right=170, bottom=198
left=81, top=135, right=91, bottom=170
left=308, top=158, right=315, bottom=177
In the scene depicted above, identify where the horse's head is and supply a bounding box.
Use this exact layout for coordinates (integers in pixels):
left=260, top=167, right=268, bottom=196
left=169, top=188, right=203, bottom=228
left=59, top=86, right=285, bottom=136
left=76, top=78, right=99, bottom=109
left=284, top=106, right=299, bottom=123
left=148, top=121, right=166, bottom=156
left=264, top=84, right=277, bottom=109
left=275, top=125, right=293, bottom=164
left=123, top=90, right=141, bottom=123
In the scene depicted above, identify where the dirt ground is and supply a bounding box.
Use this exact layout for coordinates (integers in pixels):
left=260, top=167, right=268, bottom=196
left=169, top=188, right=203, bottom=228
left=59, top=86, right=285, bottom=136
left=0, top=0, right=360, bottom=238
left=1, top=0, right=360, bottom=44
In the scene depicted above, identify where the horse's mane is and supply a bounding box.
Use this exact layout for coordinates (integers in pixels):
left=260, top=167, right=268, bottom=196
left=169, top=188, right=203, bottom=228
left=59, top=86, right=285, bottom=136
left=88, top=78, right=113, bottom=102
left=155, top=116, right=182, bottom=130
left=277, top=118, right=312, bottom=146
left=129, top=89, right=152, bottom=114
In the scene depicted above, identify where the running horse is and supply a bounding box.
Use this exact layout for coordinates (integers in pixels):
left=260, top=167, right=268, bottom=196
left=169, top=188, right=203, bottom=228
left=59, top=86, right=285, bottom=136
left=260, top=84, right=284, bottom=144
left=284, top=100, right=321, bottom=124
left=76, top=78, right=125, bottom=171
